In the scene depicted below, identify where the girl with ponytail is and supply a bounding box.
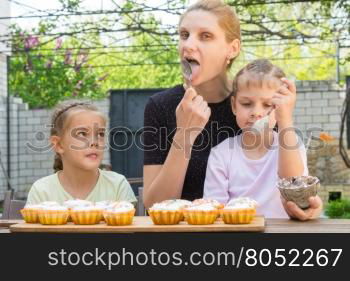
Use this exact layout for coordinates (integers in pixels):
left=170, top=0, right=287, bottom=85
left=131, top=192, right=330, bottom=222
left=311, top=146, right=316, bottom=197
left=26, top=100, right=136, bottom=205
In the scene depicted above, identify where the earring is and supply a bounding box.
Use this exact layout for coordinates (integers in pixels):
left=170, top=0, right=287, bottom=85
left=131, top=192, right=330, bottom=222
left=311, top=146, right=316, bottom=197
left=227, top=57, right=231, bottom=65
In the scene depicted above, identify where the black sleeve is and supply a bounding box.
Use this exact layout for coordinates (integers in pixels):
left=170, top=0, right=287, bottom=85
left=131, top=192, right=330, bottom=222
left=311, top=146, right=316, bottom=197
left=143, top=97, right=169, bottom=165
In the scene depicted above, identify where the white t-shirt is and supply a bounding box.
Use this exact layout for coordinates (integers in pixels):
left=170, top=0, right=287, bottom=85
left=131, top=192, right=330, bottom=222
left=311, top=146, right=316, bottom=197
left=203, top=131, right=308, bottom=218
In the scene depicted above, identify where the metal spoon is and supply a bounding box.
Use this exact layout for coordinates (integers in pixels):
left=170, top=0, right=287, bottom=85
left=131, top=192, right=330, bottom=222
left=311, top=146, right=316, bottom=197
left=252, top=106, right=275, bottom=133
left=181, top=59, right=192, bottom=88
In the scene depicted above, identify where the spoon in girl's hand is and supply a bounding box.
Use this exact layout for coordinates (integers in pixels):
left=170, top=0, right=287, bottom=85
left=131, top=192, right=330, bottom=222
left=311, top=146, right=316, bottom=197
left=252, top=106, right=275, bottom=133
left=181, top=59, right=192, bottom=88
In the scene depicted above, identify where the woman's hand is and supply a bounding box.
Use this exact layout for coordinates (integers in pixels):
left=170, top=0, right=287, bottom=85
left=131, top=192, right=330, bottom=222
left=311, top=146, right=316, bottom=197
left=175, top=87, right=211, bottom=147
left=271, top=78, right=296, bottom=127
left=282, top=195, right=323, bottom=221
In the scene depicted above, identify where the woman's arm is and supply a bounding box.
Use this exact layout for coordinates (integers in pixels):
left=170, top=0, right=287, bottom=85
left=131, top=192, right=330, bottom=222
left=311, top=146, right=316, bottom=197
left=143, top=88, right=211, bottom=209
left=143, top=131, right=191, bottom=208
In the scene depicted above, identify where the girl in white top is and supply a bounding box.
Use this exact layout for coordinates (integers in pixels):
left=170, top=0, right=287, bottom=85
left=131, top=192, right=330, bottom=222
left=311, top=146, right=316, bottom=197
left=203, top=59, right=322, bottom=219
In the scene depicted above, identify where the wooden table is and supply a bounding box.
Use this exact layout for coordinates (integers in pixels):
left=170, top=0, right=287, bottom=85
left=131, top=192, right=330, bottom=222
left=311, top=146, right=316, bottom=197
left=265, top=218, right=350, bottom=233
left=2, top=218, right=350, bottom=233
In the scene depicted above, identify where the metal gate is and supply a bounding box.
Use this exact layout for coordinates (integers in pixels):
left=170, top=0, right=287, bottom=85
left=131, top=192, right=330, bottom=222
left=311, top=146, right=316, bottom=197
left=109, top=88, right=165, bottom=194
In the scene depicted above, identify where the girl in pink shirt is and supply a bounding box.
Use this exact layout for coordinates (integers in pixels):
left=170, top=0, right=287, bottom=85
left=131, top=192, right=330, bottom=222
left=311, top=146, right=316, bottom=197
left=204, top=59, right=323, bottom=219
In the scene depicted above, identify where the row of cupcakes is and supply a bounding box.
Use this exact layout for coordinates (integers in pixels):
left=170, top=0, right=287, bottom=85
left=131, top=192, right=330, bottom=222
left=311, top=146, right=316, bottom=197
left=148, top=197, right=257, bottom=225
left=20, top=199, right=135, bottom=226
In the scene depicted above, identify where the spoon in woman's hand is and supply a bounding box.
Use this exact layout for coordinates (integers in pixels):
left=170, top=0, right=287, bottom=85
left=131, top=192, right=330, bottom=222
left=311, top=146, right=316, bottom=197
left=252, top=106, right=275, bottom=133
left=181, top=59, right=192, bottom=88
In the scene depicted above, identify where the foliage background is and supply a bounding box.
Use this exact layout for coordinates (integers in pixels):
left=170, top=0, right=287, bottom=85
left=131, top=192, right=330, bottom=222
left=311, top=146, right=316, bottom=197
left=5, top=0, right=350, bottom=108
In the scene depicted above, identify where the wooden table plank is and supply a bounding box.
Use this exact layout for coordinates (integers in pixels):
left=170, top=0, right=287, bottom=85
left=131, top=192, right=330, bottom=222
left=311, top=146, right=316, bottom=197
left=265, top=218, right=350, bottom=233
left=0, top=227, right=11, bottom=233
left=10, top=216, right=265, bottom=233
left=0, top=220, right=23, bottom=227
left=5, top=217, right=350, bottom=233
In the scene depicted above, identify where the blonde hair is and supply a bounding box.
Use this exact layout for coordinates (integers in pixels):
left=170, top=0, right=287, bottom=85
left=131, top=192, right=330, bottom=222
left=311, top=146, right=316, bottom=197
left=180, top=0, right=241, bottom=68
left=50, top=100, right=106, bottom=173
left=232, top=59, right=286, bottom=97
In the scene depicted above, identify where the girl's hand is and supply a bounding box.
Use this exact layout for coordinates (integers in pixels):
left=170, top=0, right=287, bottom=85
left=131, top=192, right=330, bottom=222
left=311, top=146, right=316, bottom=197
left=175, top=87, right=211, bottom=147
left=281, top=195, right=323, bottom=221
left=271, top=78, right=296, bottom=126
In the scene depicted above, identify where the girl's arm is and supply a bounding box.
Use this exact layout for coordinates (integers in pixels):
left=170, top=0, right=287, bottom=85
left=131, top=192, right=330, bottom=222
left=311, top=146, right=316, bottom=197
left=143, top=88, right=211, bottom=209
left=273, top=78, right=304, bottom=177
left=277, top=121, right=305, bottom=178
left=275, top=78, right=322, bottom=220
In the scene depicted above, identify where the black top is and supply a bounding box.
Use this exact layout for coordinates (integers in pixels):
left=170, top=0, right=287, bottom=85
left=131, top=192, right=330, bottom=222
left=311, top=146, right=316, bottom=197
left=143, top=84, right=240, bottom=200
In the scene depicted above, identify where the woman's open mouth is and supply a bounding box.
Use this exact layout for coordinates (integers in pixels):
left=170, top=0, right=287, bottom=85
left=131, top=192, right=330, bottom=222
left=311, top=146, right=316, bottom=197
left=184, top=57, right=200, bottom=81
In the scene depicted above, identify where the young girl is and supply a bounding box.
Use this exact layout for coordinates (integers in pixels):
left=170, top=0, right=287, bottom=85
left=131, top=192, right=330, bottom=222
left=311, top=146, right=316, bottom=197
left=203, top=59, right=323, bottom=220
left=27, top=100, right=137, bottom=205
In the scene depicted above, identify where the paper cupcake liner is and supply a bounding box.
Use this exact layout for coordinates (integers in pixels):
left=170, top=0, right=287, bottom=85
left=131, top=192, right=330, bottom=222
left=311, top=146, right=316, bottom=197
left=221, top=208, right=256, bottom=224
left=38, top=210, right=69, bottom=225
left=70, top=210, right=103, bottom=225
left=183, top=210, right=218, bottom=225
left=103, top=209, right=135, bottom=226
left=20, top=209, right=39, bottom=223
left=148, top=210, right=183, bottom=225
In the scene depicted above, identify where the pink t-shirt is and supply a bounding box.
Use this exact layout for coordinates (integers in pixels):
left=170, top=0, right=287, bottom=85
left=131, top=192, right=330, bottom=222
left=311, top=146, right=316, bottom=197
left=203, top=131, right=308, bottom=218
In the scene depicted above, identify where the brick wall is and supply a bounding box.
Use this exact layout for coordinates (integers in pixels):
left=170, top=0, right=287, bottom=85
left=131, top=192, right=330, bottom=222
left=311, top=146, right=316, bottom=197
left=294, top=80, right=345, bottom=139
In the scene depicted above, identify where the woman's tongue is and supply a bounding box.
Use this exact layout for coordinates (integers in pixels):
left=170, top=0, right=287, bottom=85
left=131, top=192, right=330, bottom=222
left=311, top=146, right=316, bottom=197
left=189, top=61, right=200, bottom=81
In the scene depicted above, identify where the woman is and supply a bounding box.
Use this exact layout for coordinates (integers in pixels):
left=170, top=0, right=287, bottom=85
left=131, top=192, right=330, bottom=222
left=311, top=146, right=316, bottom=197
left=142, top=0, right=322, bottom=220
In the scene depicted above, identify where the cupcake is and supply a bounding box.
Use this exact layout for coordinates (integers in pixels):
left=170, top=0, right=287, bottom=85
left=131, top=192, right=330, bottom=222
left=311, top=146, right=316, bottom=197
left=183, top=203, right=219, bottom=225
left=63, top=199, right=94, bottom=222
left=37, top=205, right=69, bottom=225
left=277, top=176, right=320, bottom=209
left=221, top=197, right=257, bottom=224
left=148, top=200, right=189, bottom=225
left=103, top=201, right=135, bottom=226
left=70, top=205, right=103, bottom=225
left=20, top=204, right=42, bottom=223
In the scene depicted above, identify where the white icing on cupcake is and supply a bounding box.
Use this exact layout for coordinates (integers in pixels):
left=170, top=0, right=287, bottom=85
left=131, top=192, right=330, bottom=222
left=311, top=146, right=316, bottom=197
left=192, top=198, right=222, bottom=208
left=185, top=203, right=216, bottom=211
left=63, top=199, right=93, bottom=209
left=225, top=197, right=257, bottom=210
left=71, top=205, right=103, bottom=211
left=39, top=201, right=61, bottom=207
left=149, top=199, right=191, bottom=211
left=40, top=205, right=68, bottom=211
left=105, top=201, right=134, bottom=213
left=95, top=201, right=114, bottom=210
left=23, top=204, right=43, bottom=210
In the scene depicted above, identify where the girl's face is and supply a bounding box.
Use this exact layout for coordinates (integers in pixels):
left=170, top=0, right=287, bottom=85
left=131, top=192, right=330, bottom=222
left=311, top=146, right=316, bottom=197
left=231, top=81, right=279, bottom=132
left=178, top=10, right=240, bottom=86
left=52, top=110, right=106, bottom=171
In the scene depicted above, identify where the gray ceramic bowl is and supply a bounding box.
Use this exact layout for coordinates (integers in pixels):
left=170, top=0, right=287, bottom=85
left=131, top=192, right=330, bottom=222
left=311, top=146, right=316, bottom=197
left=278, top=176, right=320, bottom=209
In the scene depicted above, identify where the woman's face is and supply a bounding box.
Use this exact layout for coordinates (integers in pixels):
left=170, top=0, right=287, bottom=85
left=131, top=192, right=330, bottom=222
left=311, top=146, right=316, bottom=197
left=178, top=10, right=239, bottom=86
